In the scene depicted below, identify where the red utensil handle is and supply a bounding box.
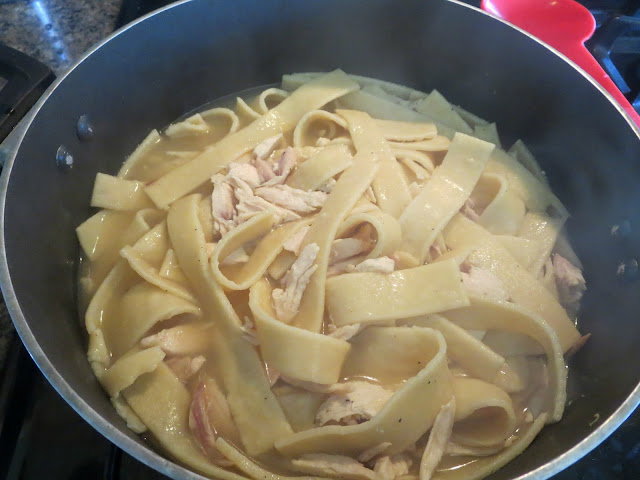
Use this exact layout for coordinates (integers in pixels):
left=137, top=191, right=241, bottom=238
left=481, top=0, right=640, bottom=127
left=564, top=43, right=640, bottom=126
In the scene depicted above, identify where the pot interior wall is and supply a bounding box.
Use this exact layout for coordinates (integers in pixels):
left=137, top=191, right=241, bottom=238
left=3, top=1, right=640, bottom=479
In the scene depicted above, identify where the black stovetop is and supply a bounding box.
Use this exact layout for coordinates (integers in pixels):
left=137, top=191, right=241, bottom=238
left=1, top=0, right=640, bottom=479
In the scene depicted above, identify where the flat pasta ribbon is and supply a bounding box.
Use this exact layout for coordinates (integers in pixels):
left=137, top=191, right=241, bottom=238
left=167, top=194, right=293, bottom=455
left=399, top=132, right=494, bottom=263
left=293, top=149, right=381, bottom=332
left=325, top=259, right=469, bottom=327
left=338, top=109, right=411, bottom=219
left=445, top=294, right=566, bottom=422
left=249, top=278, right=351, bottom=385
left=275, top=328, right=453, bottom=458
left=146, top=70, right=360, bottom=208
left=442, top=214, right=580, bottom=353
left=211, top=213, right=313, bottom=291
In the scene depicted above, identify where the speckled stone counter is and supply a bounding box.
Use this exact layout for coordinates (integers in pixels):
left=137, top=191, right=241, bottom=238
left=0, top=0, right=121, bottom=75
left=0, top=0, right=122, bottom=371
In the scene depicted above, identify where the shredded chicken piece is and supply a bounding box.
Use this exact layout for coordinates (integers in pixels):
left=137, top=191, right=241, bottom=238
left=330, top=238, right=368, bottom=265
left=140, top=325, right=210, bottom=355
left=255, top=184, right=327, bottom=213
left=240, top=316, right=259, bottom=346
left=211, top=174, right=236, bottom=235
left=291, top=454, right=378, bottom=480
left=353, top=257, right=395, bottom=274
left=461, top=198, right=480, bottom=222
left=221, top=246, right=249, bottom=266
left=283, top=225, right=311, bottom=255
left=272, top=243, right=319, bottom=323
left=461, top=266, right=510, bottom=301
left=327, top=323, right=363, bottom=342
left=275, top=147, right=297, bottom=178
left=565, top=333, right=591, bottom=359
left=235, top=189, right=301, bottom=225
left=228, top=162, right=261, bottom=189
left=358, top=442, right=392, bottom=463
left=254, top=157, right=276, bottom=183
left=419, top=398, right=456, bottom=480
left=373, top=454, right=413, bottom=480
left=428, top=242, right=445, bottom=262
left=553, top=253, right=586, bottom=315
left=166, top=356, right=206, bottom=383
left=189, top=377, right=240, bottom=466
left=318, top=178, right=337, bottom=193
left=316, top=381, right=394, bottom=426
left=327, top=258, right=363, bottom=277
left=253, top=134, right=283, bottom=159
left=316, top=137, right=331, bottom=147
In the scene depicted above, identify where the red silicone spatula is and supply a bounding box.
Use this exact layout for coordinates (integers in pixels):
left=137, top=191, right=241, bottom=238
left=482, top=0, right=640, bottom=127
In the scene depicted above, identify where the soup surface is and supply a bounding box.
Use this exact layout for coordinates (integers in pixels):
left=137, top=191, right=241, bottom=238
left=77, top=70, right=587, bottom=480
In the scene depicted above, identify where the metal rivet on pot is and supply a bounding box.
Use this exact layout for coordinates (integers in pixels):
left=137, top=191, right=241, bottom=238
left=76, top=114, right=94, bottom=141
left=611, top=220, right=631, bottom=238
left=55, top=145, right=73, bottom=170
left=617, top=258, right=638, bottom=283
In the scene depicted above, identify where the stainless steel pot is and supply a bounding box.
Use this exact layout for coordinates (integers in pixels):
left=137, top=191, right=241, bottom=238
left=1, top=1, right=639, bottom=478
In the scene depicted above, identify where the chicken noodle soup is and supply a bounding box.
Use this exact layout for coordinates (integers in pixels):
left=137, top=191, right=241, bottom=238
left=77, top=70, right=587, bottom=480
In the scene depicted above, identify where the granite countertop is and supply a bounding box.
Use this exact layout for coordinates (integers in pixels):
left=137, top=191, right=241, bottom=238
left=0, top=0, right=122, bottom=371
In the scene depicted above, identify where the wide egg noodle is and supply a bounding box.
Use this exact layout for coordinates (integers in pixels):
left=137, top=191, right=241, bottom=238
left=472, top=173, right=526, bottom=236
left=412, top=90, right=473, bottom=135
left=167, top=194, right=293, bottom=455
left=293, top=149, right=381, bottom=333
left=117, top=129, right=162, bottom=179
left=450, top=377, right=517, bottom=447
left=112, top=282, right=200, bottom=358
left=286, top=144, right=353, bottom=191
left=122, top=362, right=248, bottom=480
left=373, top=118, right=437, bottom=142
left=293, top=110, right=348, bottom=147
left=249, top=278, right=351, bottom=385
left=336, top=208, right=402, bottom=259
left=146, top=70, right=360, bottom=208
left=211, top=213, right=314, bottom=291
left=399, top=133, right=494, bottom=263
left=100, top=346, right=165, bottom=398
left=275, top=328, right=453, bottom=457
left=252, top=88, right=290, bottom=115
left=91, top=173, right=155, bottom=211
left=401, top=315, right=505, bottom=385
left=517, top=211, right=565, bottom=277
left=442, top=214, right=580, bottom=353
left=282, top=72, right=428, bottom=104
left=325, top=260, right=470, bottom=327
left=445, top=294, right=566, bottom=422
left=485, top=148, right=567, bottom=218
left=215, top=438, right=322, bottom=480
left=77, top=208, right=164, bottom=297
left=119, top=221, right=197, bottom=303
left=432, top=414, right=547, bottom=480
left=341, top=326, right=446, bottom=387
left=337, top=109, right=411, bottom=219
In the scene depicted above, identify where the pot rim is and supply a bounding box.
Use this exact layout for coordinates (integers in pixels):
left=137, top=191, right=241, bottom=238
left=0, top=1, right=638, bottom=479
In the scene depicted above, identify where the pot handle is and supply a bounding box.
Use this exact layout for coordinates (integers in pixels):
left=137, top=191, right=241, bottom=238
left=481, top=0, right=640, bottom=128
left=0, top=43, right=55, bottom=144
